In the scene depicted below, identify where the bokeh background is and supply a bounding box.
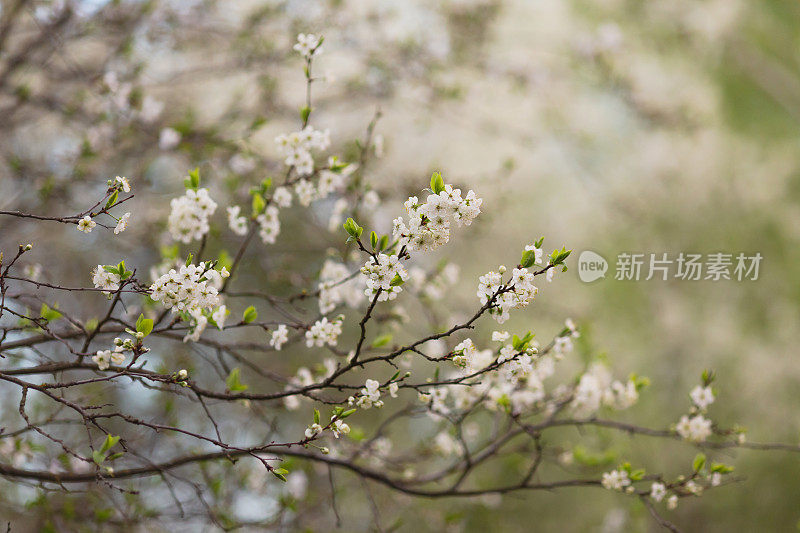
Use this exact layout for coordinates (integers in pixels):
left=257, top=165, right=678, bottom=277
left=1, top=0, right=799, bottom=530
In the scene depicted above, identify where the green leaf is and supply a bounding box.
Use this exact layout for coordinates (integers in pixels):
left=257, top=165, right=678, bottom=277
left=520, top=249, right=537, bottom=268
left=693, top=453, right=707, bottom=472
left=390, top=273, right=405, bottom=287
left=217, top=250, right=233, bottom=270
left=92, top=450, right=106, bottom=465
left=185, top=167, right=201, bottom=190
left=512, top=332, right=533, bottom=351
left=549, top=247, right=572, bottom=266
left=251, top=193, right=266, bottom=215
left=100, top=434, right=120, bottom=453
left=710, top=462, right=734, bottom=474
left=105, top=190, right=118, bottom=209
left=300, top=106, right=311, bottom=124
left=272, top=468, right=288, bottom=482
left=225, top=367, right=249, bottom=392
left=242, top=306, right=258, bottom=324
left=40, top=303, right=62, bottom=322
left=343, top=218, right=363, bottom=240
left=378, top=235, right=389, bottom=251
left=370, top=231, right=378, bottom=250
left=430, top=171, right=445, bottom=194
left=372, top=333, right=393, bottom=348
left=102, top=265, right=119, bottom=275
left=136, top=314, right=153, bottom=337
left=340, top=408, right=357, bottom=418
left=313, top=409, right=320, bottom=425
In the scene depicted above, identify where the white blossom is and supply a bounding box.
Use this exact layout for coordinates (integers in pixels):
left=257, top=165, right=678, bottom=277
left=139, top=96, right=163, bottom=123
left=114, top=212, right=131, bottom=234
left=356, top=379, right=383, bottom=409
left=227, top=206, right=249, bottom=236
left=168, top=188, right=217, bottom=243
left=524, top=244, right=544, bottom=265
left=294, top=179, right=316, bottom=206
left=667, top=495, right=678, bottom=510
left=212, top=305, right=227, bottom=330
left=77, top=215, right=96, bottom=233
left=331, top=418, right=350, bottom=438
left=650, top=482, right=666, bottom=502
left=305, top=317, right=343, bottom=348
left=361, top=253, right=408, bottom=302
left=318, top=259, right=364, bottom=313
left=393, top=182, right=482, bottom=252
left=477, top=267, right=538, bottom=324
left=150, top=262, right=222, bottom=313
left=676, top=414, right=713, bottom=442
left=275, top=126, right=330, bottom=177
left=601, top=469, right=630, bottom=491
left=256, top=206, right=281, bottom=244
left=93, top=349, right=125, bottom=370
left=229, top=154, right=256, bottom=174
left=270, top=325, right=289, bottom=350
left=433, top=432, right=459, bottom=456
left=492, top=330, right=510, bottom=342
left=273, top=186, right=292, bottom=208
left=92, top=265, right=121, bottom=294
left=305, top=423, right=323, bottom=439
left=159, top=127, right=181, bottom=150
left=293, top=33, right=322, bottom=58
left=115, top=176, right=131, bottom=193
left=690, top=385, right=715, bottom=410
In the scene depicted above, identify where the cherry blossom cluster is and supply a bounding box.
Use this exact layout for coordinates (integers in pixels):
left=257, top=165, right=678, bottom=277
left=392, top=174, right=482, bottom=252
left=318, top=259, right=365, bottom=313
left=226, top=206, right=249, bottom=236
left=601, top=451, right=734, bottom=512
left=168, top=187, right=218, bottom=243
left=149, top=262, right=226, bottom=313
left=275, top=126, right=330, bottom=177
left=570, top=362, right=642, bottom=416
left=270, top=324, right=289, bottom=350
left=360, top=253, right=408, bottom=302
left=93, top=348, right=126, bottom=370
left=675, top=372, right=719, bottom=443
left=347, top=379, right=398, bottom=410
left=92, top=265, right=121, bottom=294
left=76, top=176, right=132, bottom=235
left=256, top=205, right=281, bottom=244
left=477, top=240, right=570, bottom=323
left=419, top=327, right=570, bottom=418
left=92, top=335, right=147, bottom=370
left=304, top=316, right=344, bottom=347
left=477, top=266, right=538, bottom=324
